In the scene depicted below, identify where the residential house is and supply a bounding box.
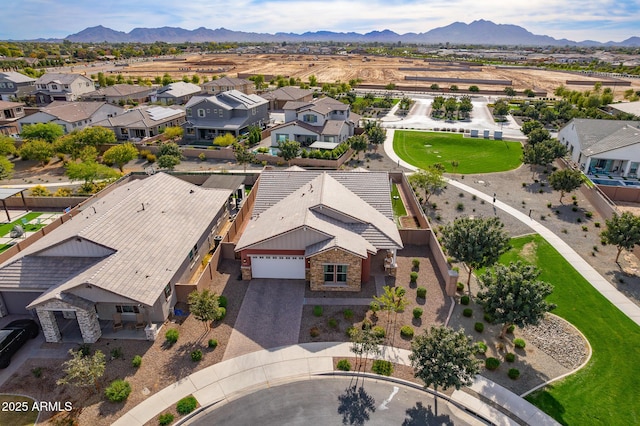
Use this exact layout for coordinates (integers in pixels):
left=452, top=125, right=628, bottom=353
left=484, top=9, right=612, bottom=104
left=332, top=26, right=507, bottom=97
left=33, top=73, right=95, bottom=105
left=0, top=72, right=36, bottom=102
left=155, top=82, right=202, bottom=105
left=0, top=100, right=26, bottom=136
left=183, top=90, right=268, bottom=140
left=201, top=76, right=254, bottom=95
left=270, top=96, right=360, bottom=146
left=559, top=118, right=640, bottom=177
left=261, top=86, right=314, bottom=111
left=82, top=84, right=154, bottom=105
left=93, top=105, right=186, bottom=140
left=0, top=173, right=232, bottom=343
left=235, top=169, right=403, bottom=291
left=18, top=101, right=124, bottom=134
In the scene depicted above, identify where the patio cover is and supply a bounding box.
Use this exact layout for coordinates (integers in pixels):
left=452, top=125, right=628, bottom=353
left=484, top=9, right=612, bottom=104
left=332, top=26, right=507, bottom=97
left=0, top=188, right=27, bottom=222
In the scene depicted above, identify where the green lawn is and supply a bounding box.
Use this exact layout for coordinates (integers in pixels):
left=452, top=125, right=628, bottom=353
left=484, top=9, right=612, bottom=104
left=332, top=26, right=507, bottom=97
left=0, top=213, right=44, bottom=237
left=500, top=235, right=640, bottom=426
left=393, top=130, right=523, bottom=174
left=391, top=183, right=407, bottom=217
left=0, top=395, right=38, bottom=426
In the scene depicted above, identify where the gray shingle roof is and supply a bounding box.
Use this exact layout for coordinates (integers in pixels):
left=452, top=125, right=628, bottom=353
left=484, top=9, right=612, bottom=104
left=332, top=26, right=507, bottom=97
left=93, top=105, right=184, bottom=128
left=0, top=71, right=36, bottom=84
left=85, top=84, right=152, bottom=98
left=567, top=118, right=640, bottom=152
left=583, top=124, right=640, bottom=156
left=36, top=73, right=87, bottom=85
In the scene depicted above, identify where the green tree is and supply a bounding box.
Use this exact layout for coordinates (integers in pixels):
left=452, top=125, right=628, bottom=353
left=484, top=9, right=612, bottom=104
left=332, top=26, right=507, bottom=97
left=191, top=75, right=200, bottom=84
left=75, top=126, right=117, bottom=147
left=20, top=122, right=63, bottom=143
left=503, top=87, right=516, bottom=97
left=188, top=289, right=221, bottom=332
left=19, top=139, right=54, bottom=166
left=458, top=96, right=473, bottom=118
left=477, top=261, right=556, bottom=338
left=522, top=139, right=566, bottom=178
left=600, top=212, right=640, bottom=263
left=449, top=85, right=458, bottom=92
left=444, top=97, right=458, bottom=119
left=492, top=99, right=509, bottom=117
left=163, top=126, right=184, bottom=141
left=527, top=128, right=551, bottom=145
left=102, top=143, right=138, bottom=172
left=349, top=327, right=382, bottom=373
left=30, top=185, right=51, bottom=196
left=157, top=154, right=181, bottom=170
left=468, top=85, right=480, bottom=93
left=66, top=161, right=121, bottom=183
left=430, top=83, right=440, bottom=90
left=366, top=123, right=386, bottom=152
left=521, top=120, right=544, bottom=136
left=213, top=133, right=236, bottom=147
left=440, top=217, right=510, bottom=294
left=409, top=326, right=480, bottom=413
left=161, top=73, right=173, bottom=86
left=158, top=142, right=182, bottom=158
left=252, top=74, right=265, bottom=90
left=233, top=142, right=255, bottom=172
left=373, top=285, right=407, bottom=343
left=308, top=75, right=317, bottom=87
left=548, top=168, right=583, bottom=203
left=348, top=134, right=368, bottom=160
left=277, top=140, right=301, bottom=166
left=0, top=157, right=14, bottom=180
left=57, top=349, right=106, bottom=393
left=408, top=166, right=446, bottom=204
left=0, top=135, right=16, bottom=156
left=431, top=96, right=445, bottom=114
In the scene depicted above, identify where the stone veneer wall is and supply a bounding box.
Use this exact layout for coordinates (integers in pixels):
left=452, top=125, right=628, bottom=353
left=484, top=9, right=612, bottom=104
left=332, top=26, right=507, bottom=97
left=35, top=300, right=102, bottom=343
left=309, top=249, right=362, bottom=292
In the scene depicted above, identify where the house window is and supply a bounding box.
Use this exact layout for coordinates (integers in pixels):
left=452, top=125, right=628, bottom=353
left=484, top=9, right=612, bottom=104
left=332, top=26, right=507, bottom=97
left=276, top=134, right=287, bottom=143
left=52, top=84, right=58, bottom=90
left=186, top=108, right=192, bottom=117
left=116, top=305, right=140, bottom=314
left=186, top=127, right=195, bottom=135
left=323, top=264, right=347, bottom=283
left=188, top=244, right=198, bottom=262
left=0, top=83, right=5, bottom=88
left=252, top=107, right=256, bottom=116
left=164, top=283, right=172, bottom=300
left=197, top=109, right=205, bottom=117
left=303, top=114, right=317, bottom=123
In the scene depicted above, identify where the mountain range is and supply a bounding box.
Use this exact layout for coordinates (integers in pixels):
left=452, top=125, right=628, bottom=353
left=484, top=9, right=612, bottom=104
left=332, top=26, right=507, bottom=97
left=63, top=20, right=639, bottom=47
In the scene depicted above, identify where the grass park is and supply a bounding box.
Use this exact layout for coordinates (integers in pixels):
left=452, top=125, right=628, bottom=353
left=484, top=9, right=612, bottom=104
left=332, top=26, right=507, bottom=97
left=393, top=130, right=523, bottom=174
left=499, top=235, right=639, bottom=426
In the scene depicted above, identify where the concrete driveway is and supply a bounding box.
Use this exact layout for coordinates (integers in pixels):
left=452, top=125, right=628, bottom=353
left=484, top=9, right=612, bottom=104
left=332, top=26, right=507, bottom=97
left=223, top=279, right=305, bottom=360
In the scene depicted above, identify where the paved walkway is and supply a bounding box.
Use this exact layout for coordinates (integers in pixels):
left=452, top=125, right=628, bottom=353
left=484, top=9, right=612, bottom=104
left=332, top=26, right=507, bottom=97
left=113, top=342, right=558, bottom=426
left=384, top=129, right=640, bottom=326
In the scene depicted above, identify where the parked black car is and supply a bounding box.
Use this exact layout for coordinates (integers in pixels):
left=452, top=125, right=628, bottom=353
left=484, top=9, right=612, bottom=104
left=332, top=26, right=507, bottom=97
left=0, top=319, right=39, bottom=368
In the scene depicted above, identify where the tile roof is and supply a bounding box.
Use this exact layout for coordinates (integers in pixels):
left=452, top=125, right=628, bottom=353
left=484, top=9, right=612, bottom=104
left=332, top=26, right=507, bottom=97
left=202, top=76, right=251, bottom=88
left=38, top=101, right=109, bottom=122
left=36, top=73, right=88, bottom=85
left=0, top=257, right=101, bottom=291
left=157, top=82, right=202, bottom=98
left=85, top=84, right=153, bottom=98
left=93, top=105, right=184, bottom=128
left=0, top=100, right=24, bottom=109
left=566, top=118, right=640, bottom=152
left=0, top=71, right=36, bottom=84
left=261, top=87, right=313, bottom=101
left=583, top=124, right=640, bottom=156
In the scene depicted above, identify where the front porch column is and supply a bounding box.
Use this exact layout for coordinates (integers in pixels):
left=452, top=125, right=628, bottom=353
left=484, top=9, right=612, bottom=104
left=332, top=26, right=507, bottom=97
left=0, top=293, right=7, bottom=317
left=36, top=309, right=61, bottom=343
left=75, top=307, right=102, bottom=343
left=624, top=161, right=632, bottom=177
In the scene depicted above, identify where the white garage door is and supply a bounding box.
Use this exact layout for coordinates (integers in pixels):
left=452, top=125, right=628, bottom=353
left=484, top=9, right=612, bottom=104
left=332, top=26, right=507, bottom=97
left=250, top=255, right=305, bottom=279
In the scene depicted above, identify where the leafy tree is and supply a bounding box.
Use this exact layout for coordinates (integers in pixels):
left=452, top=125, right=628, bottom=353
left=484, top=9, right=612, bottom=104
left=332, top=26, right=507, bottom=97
left=430, top=83, right=440, bottom=90
left=213, top=133, right=236, bottom=147
left=277, top=140, right=301, bottom=166
left=19, top=139, right=54, bottom=166
left=66, top=161, right=121, bottom=183
left=522, top=139, right=566, bottom=178
left=449, top=85, right=458, bottom=92
left=102, top=143, right=138, bottom=172
left=503, top=87, right=516, bottom=97
left=600, top=212, right=640, bottom=263
left=161, top=73, right=173, bottom=86
left=252, top=74, right=265, bottom=90
left=233, top=142, right=255, bottom=172
left=57, top=349, right=106, bottom=393
left=20, top=122, right=63, bottom=143
left=408, top=166, right=446, bottom=204
left=366, top=123, right=386, bottom=152
left=477, top=261, right=556, bottom=338
left=468, top=85, right=479, bottom=93
left=524, top=88, right=536, bottom=97
left=444, top=97, right=458, bottom=119
left=548, top=168, right=583, bottom=203
left=492, top=99, right=509, bottom=117
left=521, top=120, right=544, bottom=136
left=247, top=126, right=262, bottom=146
left=157, top=154, right=181, bottom=170
left=79, top=146, right=99, bottom=163
left=191, top=75, right=200, bottom=84
left=308, top=75, right=317, bottom=87
left=75, top=126, right=116, bottom=147
left=188, top=289, right=220, bottom=332
left=431, top=96, right=445, bottom=114
left=0, top=156, right=13, bottom=180
left=30, top=185, right=51, bottom=196
left=349, top=327, right=382, bottom=373
left=458, top=96, right=473, bottom=118
left=348, top=134, right=368, bottom=160
left=440, top=217, right=510, bottom=294
left=158, top=142, right=182, bottom=158
left=163, top=126, right=184, bottom=140
left=409, top=326, right=480, bottom=413
left=0, top=135, right=16, bottom=156
left=527, top=128, right=551, bottom=145
left=373, top=285, right=407, bottom=343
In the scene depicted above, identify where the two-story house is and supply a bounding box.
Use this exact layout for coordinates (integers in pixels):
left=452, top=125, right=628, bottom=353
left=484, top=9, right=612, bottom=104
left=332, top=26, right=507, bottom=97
left=261, top=86, right=314, bottom=111
left=183, top=90, right=268, bottom=140
left=270, top=96, right=360, bottom=147
left=0, top=72, right=36, bottom=102
left=154, top=82, right=202, bottom=105
left=93, top=105, right=186, bottom=140
left=34, top=73, right=95, bottom=105
left=82, top=84, right=155, bottom=105
left=0, top=100, right=26, bottom=136
left=18, top=101, right=124, bottom=134
left=201, top=77, right=254, bottom=95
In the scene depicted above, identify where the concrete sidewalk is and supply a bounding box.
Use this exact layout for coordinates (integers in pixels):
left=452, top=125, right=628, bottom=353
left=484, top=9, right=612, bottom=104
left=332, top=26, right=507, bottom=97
left=113, top=342, right=557, bottom=426
left=383, top=129, right=640, bottom=327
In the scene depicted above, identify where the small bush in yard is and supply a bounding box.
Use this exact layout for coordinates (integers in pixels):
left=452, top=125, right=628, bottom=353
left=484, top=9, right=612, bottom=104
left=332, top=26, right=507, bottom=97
left=217, top=295, right=227, bottom=308
left=416, top=287, right=427, bottom=299
left=313, top=305, right=323, bottom=316
left=514, top=338, right=526, bottom=349
left=310, top=327, right=320, bottom=337
left=343, top=309, right=354, bottom=320
left=132, top=355, right=142, bottom=368
left=413, top=307, right=423, bottom=319
left=505, top=352, right=516, bottom=362
left=215, top=307, right=226, bottom=321
left=165, top=329, right=179, bottom=345
left=460, top=295, right=470, bottom=305
left=507, top=324, right=515, bottom=334
left=463, top=308, right=473, bottom=317
left=361, top=318, right=373, bottom=330
left=508, top=368, right=520, bottom=379
left=456, top=282, right=464, bottom=292
left=176, top=396, right=197, bottom=415
left=191, top=350, right=203, bottom=362
left=485, top=357, right=501, bottom=370
left=476, top=342, right=488, bottom=354
left=105, top=379, right=131, bottom=402
left=372, top=360, right=393, bottom=376
left=474, top=322, right=484, bottom=332
left=484, top=312, right=494, bottom=323
left=400, top=325, right=414, bottom=338
left=208, top=339, right=218, bottom=349
left=328, top=318, right=338, bottom=328
left=412, top=258, right=420, bottom=268
left=110, top=347, right=123, bottom=359
left=373, top=326, right=386, bottom=338
left=410, top=272, right=418, bottom=283
left=346, top=326, right=357, bottom=338
left=337, top=359, right=351, bottom=371
left=158, top=413, right=174, bottom=426
left=369, top=301, right=380, bottom=314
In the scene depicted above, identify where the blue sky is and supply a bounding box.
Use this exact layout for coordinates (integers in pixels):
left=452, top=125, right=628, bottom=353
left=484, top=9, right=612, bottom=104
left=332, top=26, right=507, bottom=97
left=1, top=0, right=639, bottom=42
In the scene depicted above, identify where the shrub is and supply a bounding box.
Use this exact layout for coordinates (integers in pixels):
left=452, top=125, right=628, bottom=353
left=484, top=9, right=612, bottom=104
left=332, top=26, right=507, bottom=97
left=505, top=352, right=516, bottom=362
left=346, top=326, right=358, bottom=338
left=456, top=282, right=464, bottom=292
left=412, top=258, right=420, bottom=268
left=485, top=357, right=501, bottom=370
left=508, top=368, right=521, bottom=379
left=547, top=202, right=552, bottom=208
left=215, top=307, right=226, bottom=321
left=595, top=222, right=601, bottom=228
left=483, top=313, right=494, bottom=324
left=310, top=327, right=320, bottom=337
left=507, top=324, right=515, bottom=334
left=217, top=295, right=227, bottom=308
left=460, top=295, right=470, bottom=305
left=176, top=396, right=198, bottom=415
left=313, top=305, right=323, bottom=317
left=372, top=360, right=393, bottom=376
left=416, top=287, right=427, bottom=299
left=146, top=154, right=156, bottom=163
left=413, top=307, right=423, bottom=319
left=476, top=342, right=488, bottom=354
left=369, top=301, right=380, bottom=314
left=463, top=308, right=473, bottom=317
left=410, top=271, right=418, bottom=283
left=456, top=202, right=464, bottom=211
left=343, top=309, right=354, bottom=320
left=191, top=350, right=203, bottom=362
left=78, top=343, right=91, bottom=357
left=585, top=211, right=593, bottom=218
left=110, top=347, right=123, bottom=359
left=337, top=359, right=351, bottom=371
left=198, top=153, right=206, bottom=161
left=361, top=318, right=373, bottom=330
left=400, top=325, right=414, bottom=338
left=208, top=339, right=218, bottom=349
left=328, top=318, right=338, bottom=328
left=372, top=326, right=386, bottom=338
left=165, top=329, right=179, bottom=345
left=31, top=367, right=42, bottom=378
left=158, top=413, right=175, bottom=426
left=582, top=226, right=588, bottom=232
left=514, top=338, right=526, bottom=349
left=132, top=355, right=142, bottom=368
left=474, top=322, right=484, bottom=332
left=105, top=379, right=131, bottom=402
